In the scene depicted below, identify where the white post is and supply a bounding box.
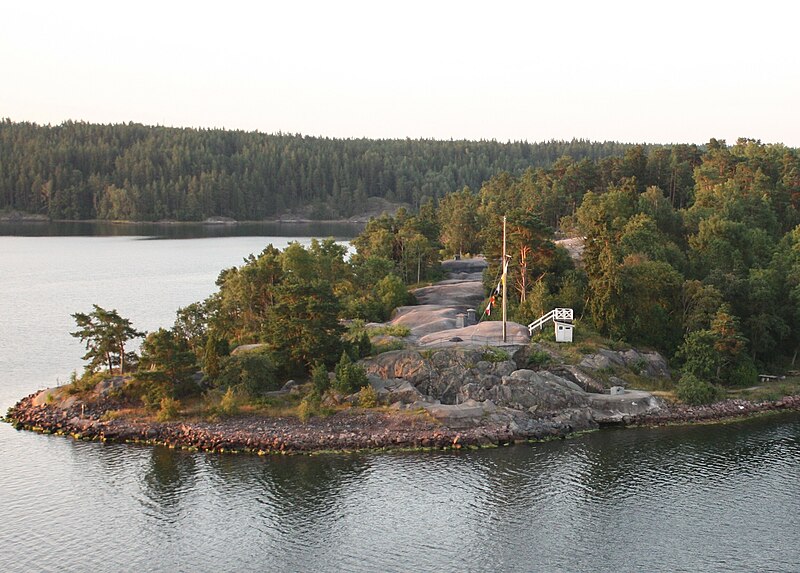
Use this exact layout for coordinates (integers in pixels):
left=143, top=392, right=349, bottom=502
left=502, top=215, right=507, bottom=343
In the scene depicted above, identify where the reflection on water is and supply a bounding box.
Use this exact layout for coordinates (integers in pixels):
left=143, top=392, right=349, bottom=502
left=1, top=232, right=798, bottom=572
left=1, top=412, right=798, bottom=572
left=142, top=447, right=197, bottom=514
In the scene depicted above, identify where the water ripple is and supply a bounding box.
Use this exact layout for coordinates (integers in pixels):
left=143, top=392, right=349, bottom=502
left=1, top=414, right=799, bottom=572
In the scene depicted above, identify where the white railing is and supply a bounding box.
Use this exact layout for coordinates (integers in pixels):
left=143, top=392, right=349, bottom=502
left=528, top=308, right=573, bottom=335
left=527, top=309, right=555, bottom=334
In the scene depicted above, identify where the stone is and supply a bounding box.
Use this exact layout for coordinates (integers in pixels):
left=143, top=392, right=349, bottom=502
left=369, top=377, right=426, bottom=404
left=550, top=365, right=605, bottom=393
left=588, top=391, right=664, bottom=423
left=421, top=399, right=498, bottom=428
left=281, top=380, right=299, bottom=392
left=610, top=386, right=625, bottom=395
left=362, top=350, right=430, bottom=386
left=94, top=376, right=127, bottom=397
left=231, top=343, right=268, bottom=355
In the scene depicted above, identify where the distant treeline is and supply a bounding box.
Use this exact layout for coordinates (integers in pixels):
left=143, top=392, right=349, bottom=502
left=2, top=119, right=649, bottom=221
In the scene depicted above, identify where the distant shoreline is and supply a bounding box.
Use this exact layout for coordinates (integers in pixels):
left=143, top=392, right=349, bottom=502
left=0, top=213, right=369, bottom=225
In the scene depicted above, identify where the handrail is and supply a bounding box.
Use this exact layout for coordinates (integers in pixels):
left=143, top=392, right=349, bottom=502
left=527, top=309, right=555, bottom=333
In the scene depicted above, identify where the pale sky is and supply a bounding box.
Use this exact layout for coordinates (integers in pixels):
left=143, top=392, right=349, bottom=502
left=2, top=0, right=799, bottom=146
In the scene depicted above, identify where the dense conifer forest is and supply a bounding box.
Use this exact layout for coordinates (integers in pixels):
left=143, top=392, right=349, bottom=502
left=24, top=120, right=798, bottom=404
left=0, top=119, right=639, bottom=221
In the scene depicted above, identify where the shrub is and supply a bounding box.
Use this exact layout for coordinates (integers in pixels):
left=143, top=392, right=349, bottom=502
left=370, top=324, right=411, bottom=337
left=375, top=274, right=410, bottom=319
left=333, top=351, right=369, bottom=394
left=219, top=387, right=240, bottom=416
left=156, top=397, right=180, bottom=422
left=630, top=357, right=648, bottom=375
left=372, top=340, right=406, bottom=355
left=68, top=370, right=109, bottom=395
left=676, top=373, right=723, bottom=405
left=137, top=378, right=170, bottom=411
left=727, top=359, right=758, bottom=388
left=298, top=394, right=320, bottom=422
left=358, top=384, right=378, bottom=408
left=311, top=362, right=331, bottom=396
left=481, top=347, right=510, bottom=363
left=527, top=349, right=551, bottom=369
left=214, top=351, right=279, bottom=395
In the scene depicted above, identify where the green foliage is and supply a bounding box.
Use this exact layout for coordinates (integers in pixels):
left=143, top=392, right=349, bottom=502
left=214, top=351, right=279, bottom=396
left=676, top=330, right=724, bottom=382
left=298, top=394, right=321, bottom=423
left=311, top=362, right=331, bottom=396
left=676, top=373, right=723, bottom=405
left=357, top=384, right=378, bottom=408
left=333, top=352, right=369, bottom=394
left=39, top=134, right=800, bottom=383
left=262, top=278, right=344, bottom=375
left=727, top=359, right=759, bottom=388
left=156, top=397, right=180, bottom=422
left=372, top=340, right=406, bottom=355
left=527, top=349, right=552, bottom=369
left=67, top=370, right=109, bottom=395
left=71, top=305, right=143, bottom=374
left=351, top=210, right=440, bottom=284
left=201, top=386, right=242, bottom=419
left=136, top=378, right=170, bottom=411
left=136, top=328, right=198, bottom=397
left=0, top=120, right=642, bottom=221
left=438, top=187, right=481, bottom=257
left=369, top=324, right=411, bottom=337
left=375, top=274, right=411, bottom=318
left=481, top=347, right=510, bottom=363
left=218, top=387, right=240, bottom=417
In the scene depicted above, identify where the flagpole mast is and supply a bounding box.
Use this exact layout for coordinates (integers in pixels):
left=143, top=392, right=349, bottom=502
left=502, top=215, right=507, bottom=343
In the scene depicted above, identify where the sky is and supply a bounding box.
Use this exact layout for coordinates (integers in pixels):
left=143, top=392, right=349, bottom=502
left=2, top=0, right=799, bottom=146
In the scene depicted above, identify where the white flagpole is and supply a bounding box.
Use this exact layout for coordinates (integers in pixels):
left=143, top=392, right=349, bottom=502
left=502, top=215, right=507, bottom=343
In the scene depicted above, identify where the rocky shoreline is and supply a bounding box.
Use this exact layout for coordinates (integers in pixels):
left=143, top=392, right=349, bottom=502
left=6, top=391, right=800, bottom=455
left=8, top=255, right=800, bottom=454
left=4, top=393, right=523, bottom=453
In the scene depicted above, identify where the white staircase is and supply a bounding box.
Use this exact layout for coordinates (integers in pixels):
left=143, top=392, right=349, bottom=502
left=528, top=308, right=574, bottom=342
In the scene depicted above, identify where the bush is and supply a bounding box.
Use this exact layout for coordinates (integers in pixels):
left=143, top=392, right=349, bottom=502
left=214, top=351, right=279, bottom=395
left=481, top=347, right=510, bottom=363
left=156, top=396, right=180, bottom=421
left=311, top=362, right=331, bottom=396
left=372, top=340, right=406, bottom=354
left=676, top=373, right=723, bottom=405
left=358, top=384, right=378, bottom=408
left=67, top=370, right=109, bottom=395
left=333, top=351, right=369, bottom=394
left=375, top=274, right=410, bottom=319
left=132, top=378, right=171, bottom=411
left=370, top=324, right=411, bottom=337
left=727, top=359, right=758, bottom=388
left=298, top=394, right=320, bottom=422
left=219, top=387, right=240, bottom=416
left=527, top=349, right=551, bottom=369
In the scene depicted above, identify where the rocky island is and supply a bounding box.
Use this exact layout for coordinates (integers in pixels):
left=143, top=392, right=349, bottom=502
left=8, top=257, right=800, bottom=454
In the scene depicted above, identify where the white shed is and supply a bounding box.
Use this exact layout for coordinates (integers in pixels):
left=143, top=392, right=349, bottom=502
left=554, top=321, right=574, bottom=343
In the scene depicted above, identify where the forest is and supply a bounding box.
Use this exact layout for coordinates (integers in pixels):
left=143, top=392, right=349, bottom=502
left=44, top=126, right=800, bottom=408
left=1, top=119, right=641, bottom=221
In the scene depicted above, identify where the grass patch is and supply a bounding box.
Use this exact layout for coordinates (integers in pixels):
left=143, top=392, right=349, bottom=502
left=729, top=377, right=800, bottom=402
left=368, top=324, right=411, bottom=337
left=481, top=347, right=510, bottom=363
left=372, top=340, right=406, bottom=354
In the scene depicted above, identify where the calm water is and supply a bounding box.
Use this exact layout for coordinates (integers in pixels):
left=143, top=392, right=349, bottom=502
left=1, top=228, right=799, bottom=573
